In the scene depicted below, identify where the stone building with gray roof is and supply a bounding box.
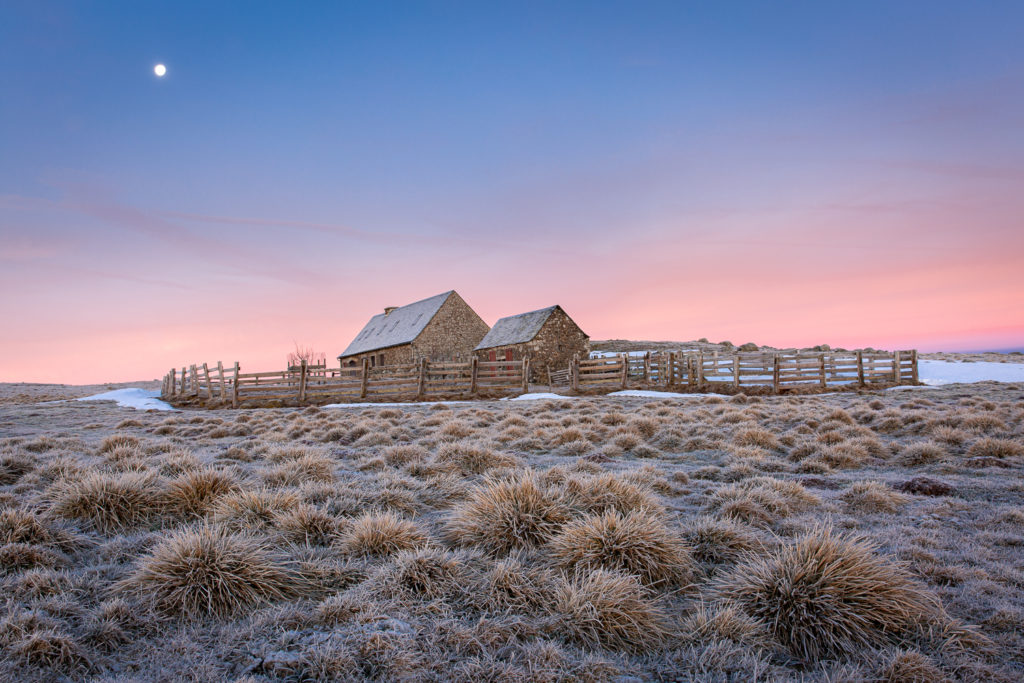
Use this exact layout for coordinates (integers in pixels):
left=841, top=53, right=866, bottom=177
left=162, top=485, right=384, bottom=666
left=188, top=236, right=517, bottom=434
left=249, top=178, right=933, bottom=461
left=474, top=305, right=589, bottom=380
left=338, top=291, right=489, bottom=367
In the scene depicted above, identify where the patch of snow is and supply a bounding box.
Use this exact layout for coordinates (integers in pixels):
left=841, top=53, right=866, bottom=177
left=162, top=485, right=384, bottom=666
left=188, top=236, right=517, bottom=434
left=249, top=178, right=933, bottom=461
left=886, top=385, right=941, bottom=391
left=502, top=393, right=578, bottom=401
left=324, top=400, right=472, bottom=408
left=919, top=360, right=1024, bottom=386
left=76, top=388, right=176, bottom=411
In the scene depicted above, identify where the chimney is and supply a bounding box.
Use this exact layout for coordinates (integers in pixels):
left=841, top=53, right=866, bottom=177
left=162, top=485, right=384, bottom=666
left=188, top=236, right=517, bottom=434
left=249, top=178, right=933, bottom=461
left=384, top=306, right=398, bottom=315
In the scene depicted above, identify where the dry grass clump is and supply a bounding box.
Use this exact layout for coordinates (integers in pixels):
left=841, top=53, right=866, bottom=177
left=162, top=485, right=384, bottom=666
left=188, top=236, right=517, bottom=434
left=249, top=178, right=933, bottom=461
left=339, top=510, right=428, bottom=558
left=683, top=516, right=760, bottom=566
left=550, top=568, right=668, bottom=652
left=842, top=480, right=910, bottom=513
left=164, top=468, right=239, bottom=518
left=708, top=477, right=819, bottom=525
left=966, top=437, right=1023, bottom=459
left=898, top=441, right=946, bottom=466
left=445, top=471, right=569, bottom=555
left=874, top=649, right=946, bottom=683
left=435, top=442, right=520, bottom=474
left=563, top=472, right=663, bottom=516
left=0, top=542, right=68, bottom=574
left=479, top=551, right=555, bottom=612
left=213, top=488, right=300, bottom=531
left=0, top=507, right=84, bottom=552
left=0, top=452, right=35, bottom=485
left=678, top=603, right=771, bottom=649
left=274, top=504, right=339, bottom=546
left=712, top=525, right=942, bottom=661
left=117, top=525, right=309, bottom=618
left=97, top=434, right=141, bottom=454
left=263, top=452, right=335, bottom=486
left=438, top=419, right=474, bottom=440
left=48, top=471, right=162, bottom=534
left=9, top=626, right=92, bottom=675
left=375, top=547, right=470, bottom=601
left=733, top=427, right=781, bottom=451
left=549, top=508, right=694, bottom=586
left=382, top=444, right=428, bottom=467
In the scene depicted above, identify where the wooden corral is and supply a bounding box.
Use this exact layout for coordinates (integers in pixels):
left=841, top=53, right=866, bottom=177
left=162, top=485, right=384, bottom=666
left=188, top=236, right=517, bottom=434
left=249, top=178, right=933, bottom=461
left=161, top=348, right=918, bottom=407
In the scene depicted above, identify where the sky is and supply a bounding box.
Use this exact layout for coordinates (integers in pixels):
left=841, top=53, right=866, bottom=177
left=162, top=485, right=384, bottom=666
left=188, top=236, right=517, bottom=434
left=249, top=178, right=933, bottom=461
left=2, top=1, right=1023, bottom=383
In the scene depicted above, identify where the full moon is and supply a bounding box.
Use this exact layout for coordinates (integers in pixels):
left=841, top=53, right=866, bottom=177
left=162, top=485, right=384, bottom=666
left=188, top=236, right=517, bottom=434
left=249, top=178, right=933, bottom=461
left=154, top=64, right=167, bottom=77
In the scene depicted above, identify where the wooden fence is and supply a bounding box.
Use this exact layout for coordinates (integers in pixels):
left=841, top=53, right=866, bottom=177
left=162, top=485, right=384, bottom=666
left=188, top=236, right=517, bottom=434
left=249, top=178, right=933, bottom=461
left=161, top=348, right=918, bottom=407
left=572, top=349, right=918, bottom=393
left=161, top=357, right=530, bottom=407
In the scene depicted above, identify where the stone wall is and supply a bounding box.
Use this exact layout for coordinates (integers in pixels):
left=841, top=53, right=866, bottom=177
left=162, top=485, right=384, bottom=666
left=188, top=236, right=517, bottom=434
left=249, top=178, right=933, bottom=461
left=476, top=307, right=589, bottom=381
left=413, top=292, right=490, bottom=361
left=339, top=292, right=489, bottom=367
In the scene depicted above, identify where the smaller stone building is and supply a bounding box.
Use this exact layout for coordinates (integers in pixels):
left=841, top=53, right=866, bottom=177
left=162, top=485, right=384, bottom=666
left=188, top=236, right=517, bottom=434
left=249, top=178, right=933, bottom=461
left=475, top=305, right=589, bottom=380
left=338, top=291, right=489, bottom=367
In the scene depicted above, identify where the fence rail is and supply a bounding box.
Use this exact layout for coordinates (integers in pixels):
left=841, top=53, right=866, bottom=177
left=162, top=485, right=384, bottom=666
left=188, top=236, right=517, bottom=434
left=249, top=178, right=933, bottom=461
left=161, top=348, right=918, bottom=407
left=162, top=357, right=530, bottom=407
left=570, top=349, right=918, bottom=393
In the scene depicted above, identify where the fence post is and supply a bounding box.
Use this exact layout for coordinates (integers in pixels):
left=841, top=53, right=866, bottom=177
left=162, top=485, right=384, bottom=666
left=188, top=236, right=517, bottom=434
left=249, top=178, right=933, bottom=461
left=522, top=356, right=530, bottom=393
left=818, top=354, right=827, bottom=389
left=772, top=354, right=780, bottom=394
left=360, top=358, right=369, bottom=399
left=893, top=350, right=902, bottom=385
left=232, top=362, right=240, bottom=408
left=217, top=362, right=226, bottom=400
left=417, top=358, right=427, bottom=399
left=856, top=350, right=865, bottom=387
left=666, top=352, right=675, bottom=386
left=180, top=367, right=186, bottom=395
left=620, top=353, right=628, bottom=389
left=470, top=356, right=479, bottom=396
left=697, top=353, right=705, bottom=389
left=643, top=352, right=651, bottom=384
left=169, top=368, right=176, bottom=397
left=298, top=359, right=308, bottom=403
left=188, top=365, right=197, bottom=396
left=910, top=349, right=919, bottom=384
left=733, top=355, right=740, bottom=388
left=201, top=363, right=212, bottom=399
left=571, top=354, right=580, bottom=391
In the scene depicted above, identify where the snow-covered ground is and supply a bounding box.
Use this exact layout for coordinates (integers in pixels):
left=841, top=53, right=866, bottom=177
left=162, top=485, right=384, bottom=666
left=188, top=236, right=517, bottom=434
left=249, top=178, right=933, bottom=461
left=76, top=388, right=176, bottom=411
left=919, top=359, right=1024, bottom=386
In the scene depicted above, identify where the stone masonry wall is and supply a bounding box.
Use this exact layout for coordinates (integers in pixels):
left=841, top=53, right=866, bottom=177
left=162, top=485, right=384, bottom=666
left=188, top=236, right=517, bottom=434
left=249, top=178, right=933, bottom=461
left=476, top=307, right=589, bottom=381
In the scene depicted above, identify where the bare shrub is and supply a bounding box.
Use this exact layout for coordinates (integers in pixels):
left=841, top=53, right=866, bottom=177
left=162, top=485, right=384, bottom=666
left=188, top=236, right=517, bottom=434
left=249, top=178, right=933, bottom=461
left=117, top=525, right=309, bottom=618
left=49, top=471, right=162, bottom=534
left=712, top=525, right=942, bottom=661
left=549, top=508, right=694, bottom=586
left=445, top=471, right=569, bottom=555
left=550, top=568, right=668, bottom=652
left=339, top=511, right=428, bottom=558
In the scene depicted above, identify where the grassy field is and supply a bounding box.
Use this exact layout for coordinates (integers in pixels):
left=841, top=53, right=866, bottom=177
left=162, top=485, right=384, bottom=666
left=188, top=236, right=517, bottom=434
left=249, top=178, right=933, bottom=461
left=1, top=380, right=1022, bottom=681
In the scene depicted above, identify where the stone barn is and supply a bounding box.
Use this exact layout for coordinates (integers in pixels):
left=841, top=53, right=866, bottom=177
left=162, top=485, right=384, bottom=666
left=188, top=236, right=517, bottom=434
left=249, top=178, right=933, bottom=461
left=474, top=305, right=589, bottom=380
left=338, top=291, right=489, bottom=367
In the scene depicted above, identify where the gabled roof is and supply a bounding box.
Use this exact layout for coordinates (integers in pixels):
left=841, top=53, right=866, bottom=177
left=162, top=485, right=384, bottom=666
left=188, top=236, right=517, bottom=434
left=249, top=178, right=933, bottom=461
left=339, top=291, right=454, bottom=358
left=475, top=306, right=560, bottom=350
